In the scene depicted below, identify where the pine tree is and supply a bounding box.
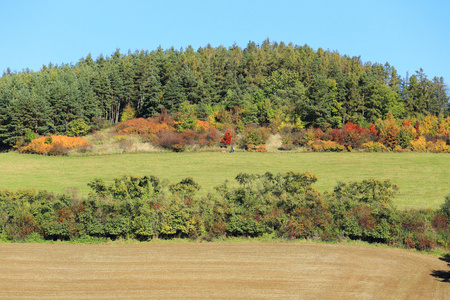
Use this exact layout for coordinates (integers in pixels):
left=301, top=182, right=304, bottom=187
left=163, top=73, right=186, bottom=113
left=140, top=73, right=163, bottom=118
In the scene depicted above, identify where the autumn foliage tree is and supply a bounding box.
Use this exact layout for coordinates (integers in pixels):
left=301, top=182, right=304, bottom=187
left=220, top=132, right=233, bottom=147
left=376, top=112, right=400, bottom=149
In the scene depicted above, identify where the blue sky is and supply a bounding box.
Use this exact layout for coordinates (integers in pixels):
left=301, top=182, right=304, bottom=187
left=1, top=0, right=449, bottom=83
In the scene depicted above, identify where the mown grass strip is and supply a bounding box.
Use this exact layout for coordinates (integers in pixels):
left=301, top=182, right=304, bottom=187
left=1, top=151, right=448, bottom=209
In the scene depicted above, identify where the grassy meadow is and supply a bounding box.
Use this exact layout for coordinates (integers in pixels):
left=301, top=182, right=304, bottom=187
left=1, top=151, right=449, bottom=209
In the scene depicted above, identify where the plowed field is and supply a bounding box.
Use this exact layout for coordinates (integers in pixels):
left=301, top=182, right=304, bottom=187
left=0, top=242, right=448, bottom=299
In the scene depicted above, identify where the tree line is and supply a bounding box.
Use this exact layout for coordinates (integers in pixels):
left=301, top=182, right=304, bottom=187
left=1, top=39, right=449, bottom=149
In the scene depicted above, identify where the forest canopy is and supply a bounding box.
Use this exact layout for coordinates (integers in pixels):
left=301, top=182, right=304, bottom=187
left=0, top=39, right=449, bottom=149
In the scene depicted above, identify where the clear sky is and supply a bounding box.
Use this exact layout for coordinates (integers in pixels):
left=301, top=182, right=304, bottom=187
left=1, top=0, right=449, bottom=83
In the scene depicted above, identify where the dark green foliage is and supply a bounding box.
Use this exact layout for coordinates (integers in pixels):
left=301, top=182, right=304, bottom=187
left=44, top=135, right=53, bottom=145
left=87, top=175, right=162, bottom=200
left=332, top=179, right=399, bottom=207
left=24, top=130, right=36, bottom=144
left=169, top=177, right=200, bottom=202
left=175, top=101, right=197, bottom=131
left=397, top=126, right=414, bottom=149
left=327, top=179, right=402, bottom=243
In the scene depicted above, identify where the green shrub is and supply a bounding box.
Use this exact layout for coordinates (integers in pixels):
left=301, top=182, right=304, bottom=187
left=104, top=214, right=130, bottom=239
left=132, top=212, right=158, bottom=241
left=44, top=135, right=53, bottom=145
left=169, top=178, right=201, bottom=202
left=23, top=232, right=45, bottom=243
left=120, top=104, right=136, bottom=123
left=67, top=119, right=91, bottom=137
left=439, top=194, right=450, bottom=218
left=331, top=179, right=399, bottom=207
left=241, top=126, right=270, bottom=149
left=226, top=215, right=265, bottom=237
left=24, top=130, right=37, bottom=144
left=398, top=127, right=415, bottom=149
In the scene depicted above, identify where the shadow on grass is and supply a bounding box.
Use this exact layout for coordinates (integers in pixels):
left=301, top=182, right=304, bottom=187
left=431, top=253, right=450, bottom=283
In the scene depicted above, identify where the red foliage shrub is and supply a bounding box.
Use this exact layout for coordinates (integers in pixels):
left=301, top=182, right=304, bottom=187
left=18, top=214, right=40, bottom=240
left=179, top=129, right=197, bottom=144
left=155, top=129, right=198, bottom=152
left=220, top=132, right=233, bottom=146
left=432, top=214, right=448, bottom=232
left=330, top=127, right=346, bottom=145
left=353, top=206, right=377, bottom=231
left=285, top=213, right=314, bottom=239
left=414, top=120, right=420, bottom=134
left=209, top=221, right=227, bottom=236
left=401, top=212, right=426, bottom=234
left=342, top=122, right=368, bottom=149
left=416, top=234, right=435, bottom=251
left=366, top=124, right=379, bottom=140
left=47, top=142, right=70, bottom=156
left=155, top=131, right=184, bottom=151
left=328, top=123, right=376, bottom=149
left=197, top=127, right=220, bottom=147
left=343, top=122, right=363, bottom=134
left=313, top=128, right=324, bottom=140
left=404, top=235, right=415, bottom=249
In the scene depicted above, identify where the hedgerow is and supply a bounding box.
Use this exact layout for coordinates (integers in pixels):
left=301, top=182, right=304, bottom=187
left=1, top=173, right=448, bottom=251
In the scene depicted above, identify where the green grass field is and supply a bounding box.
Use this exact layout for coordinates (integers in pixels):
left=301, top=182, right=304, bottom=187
left=1, top=151, right=449, bottom=209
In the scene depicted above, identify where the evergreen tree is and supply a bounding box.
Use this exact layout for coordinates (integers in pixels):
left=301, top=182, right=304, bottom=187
left=137, top=73, right=161, bottom=118
left=163, top=73, right=185, bottom=113
left=429, top=76, right=449, bottom=116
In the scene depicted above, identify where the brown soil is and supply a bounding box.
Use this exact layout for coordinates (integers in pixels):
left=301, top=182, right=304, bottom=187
left=0, top=242, right=448, bottom=299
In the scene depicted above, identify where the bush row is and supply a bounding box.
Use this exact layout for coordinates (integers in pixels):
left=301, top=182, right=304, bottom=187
left=16, top=111, right=450, bottom=154
left=281, top=114, right=450, bottom=152
left=113, top=110, right=450, bottom=153
left=1, top=173, right=449, bottom=251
